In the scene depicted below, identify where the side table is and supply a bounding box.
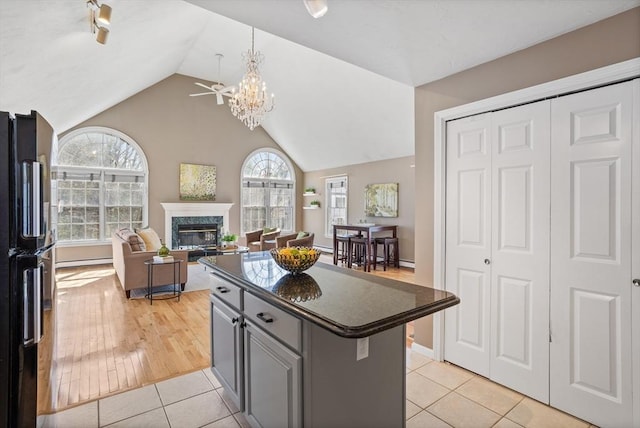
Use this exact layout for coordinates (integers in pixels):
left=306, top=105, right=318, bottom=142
left=143, top=258, right=183, bottom=304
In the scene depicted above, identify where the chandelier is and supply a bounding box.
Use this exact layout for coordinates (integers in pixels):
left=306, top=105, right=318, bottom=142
left=229, top=27, right=275, bottom=130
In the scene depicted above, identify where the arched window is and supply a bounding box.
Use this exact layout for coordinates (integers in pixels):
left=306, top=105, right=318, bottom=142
left=52, top=127, right=148, bottom=243
left=241, top=149, right=295, bottom=234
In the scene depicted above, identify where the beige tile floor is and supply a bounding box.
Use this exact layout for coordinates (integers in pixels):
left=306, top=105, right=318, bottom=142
left=38, top=350, right=596, bottom=428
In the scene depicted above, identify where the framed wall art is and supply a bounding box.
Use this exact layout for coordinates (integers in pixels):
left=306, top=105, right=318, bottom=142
left=364, top=183, right=398, bottom=217
left=179, top=163, right=216, bottom=201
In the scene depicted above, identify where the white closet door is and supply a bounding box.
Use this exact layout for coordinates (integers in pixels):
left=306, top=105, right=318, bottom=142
left=444, top=113, right=492, bottom=376
left=490, top=100, right=550, bottom=403
left=550, top=81, right=635, bottom=428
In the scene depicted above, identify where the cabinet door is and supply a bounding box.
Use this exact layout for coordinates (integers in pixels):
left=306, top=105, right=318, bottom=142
left=489, top=100, right=550, bottom=403
left=244, top=322, right=301, bottom=428
left=444, top=113, right=492, bottom=376
left=550, top=80, right=636, bottom=428
left=210, top=295, right=243, bottom=410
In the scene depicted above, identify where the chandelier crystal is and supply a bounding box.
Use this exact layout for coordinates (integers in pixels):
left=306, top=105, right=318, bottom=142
left=229, top=28, right=275, bottom=130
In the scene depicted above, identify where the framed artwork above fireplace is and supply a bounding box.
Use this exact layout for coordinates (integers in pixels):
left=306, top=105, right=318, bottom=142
left=180, top=163, right=216, bottom=201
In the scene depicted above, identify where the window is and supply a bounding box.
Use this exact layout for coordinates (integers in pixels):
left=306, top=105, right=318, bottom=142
left=52, top=127, right=148, bottom=244
left=325, top=176, right=348, bottom=237
left=241, top=149, right=295, bottom=234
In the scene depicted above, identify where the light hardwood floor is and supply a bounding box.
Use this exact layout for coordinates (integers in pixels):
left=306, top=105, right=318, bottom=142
left=38, top=256, right=415, bottom=415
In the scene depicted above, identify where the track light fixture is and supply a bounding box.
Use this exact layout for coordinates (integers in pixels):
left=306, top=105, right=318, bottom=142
left=303, top=0, right=328, bottom=18
left=87, top=0, right=112, bottom=44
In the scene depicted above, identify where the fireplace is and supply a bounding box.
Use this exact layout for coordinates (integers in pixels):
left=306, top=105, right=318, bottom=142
left=177, top=223, right=218, bottom=249
left=161, top=203, right=233, bottom=250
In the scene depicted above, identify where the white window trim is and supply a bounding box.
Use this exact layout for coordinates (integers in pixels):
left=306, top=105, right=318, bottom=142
left=54, top=126, right=149, bottom=244
left=324, top=176, right=348, bottom=238
left=240, top=147, right=296, bottom=235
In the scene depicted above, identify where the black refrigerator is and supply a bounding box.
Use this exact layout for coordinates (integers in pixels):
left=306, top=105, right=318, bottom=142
left=0, top=110, right=55, bottom=427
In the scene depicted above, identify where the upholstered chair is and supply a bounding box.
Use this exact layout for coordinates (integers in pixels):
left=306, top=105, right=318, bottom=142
left=276, top=232, right=315, bottom=248
left=246, top=228, right=281, bottom=251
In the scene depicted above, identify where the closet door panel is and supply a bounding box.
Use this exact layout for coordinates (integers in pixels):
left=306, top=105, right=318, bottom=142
left=490, top=100, right=550, bottom=403
left=445, top=114, right=491, bottom=376
left=550, top=81, right=634, bottom=428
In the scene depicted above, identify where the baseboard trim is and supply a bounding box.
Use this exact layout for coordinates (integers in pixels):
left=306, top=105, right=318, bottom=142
left=410, top=342, right=435, bottom=360
left=56, top=258, right=113, bottom=268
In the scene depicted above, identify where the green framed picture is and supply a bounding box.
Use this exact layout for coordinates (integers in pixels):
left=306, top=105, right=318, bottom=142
left=364, top=183, right=398, bottom=217
left=179, top=163, right=216, bottom=201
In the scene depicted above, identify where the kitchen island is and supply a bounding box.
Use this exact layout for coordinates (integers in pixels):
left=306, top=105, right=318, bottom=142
left=200, top=252, right=459, bottom=428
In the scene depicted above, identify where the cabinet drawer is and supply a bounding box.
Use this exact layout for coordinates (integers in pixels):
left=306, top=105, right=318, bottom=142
left=209, top=274, right=242, bottom=309
left=244, top=292, right=301, bottom=352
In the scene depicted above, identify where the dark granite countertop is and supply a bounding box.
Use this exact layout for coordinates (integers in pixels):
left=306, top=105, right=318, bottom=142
left=199, top=252, right=459, bottom=338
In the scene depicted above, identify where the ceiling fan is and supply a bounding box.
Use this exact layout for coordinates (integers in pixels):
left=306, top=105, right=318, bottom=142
left=189, top=53, right=235, bottom=105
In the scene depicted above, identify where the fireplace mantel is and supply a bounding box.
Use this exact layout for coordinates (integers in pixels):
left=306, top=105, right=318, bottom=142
left=161, top=202, right=233, bottom=248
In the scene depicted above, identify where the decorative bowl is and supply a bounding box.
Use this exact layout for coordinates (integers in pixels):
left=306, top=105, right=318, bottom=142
left=272, top=273, right=322, bottom=303
left=269, top=247, right=320, bottom=275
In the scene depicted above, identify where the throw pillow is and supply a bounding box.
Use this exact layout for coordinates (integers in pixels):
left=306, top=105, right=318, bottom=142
left=136, top=227, right=162, bottom=251
left=116, top=228, right=146, bottom=252
left=263, top=227, right=277, bottom=234
left=296, top=231, right=309, bottom=239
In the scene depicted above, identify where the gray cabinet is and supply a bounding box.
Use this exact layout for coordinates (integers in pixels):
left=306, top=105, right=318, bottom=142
left=244, top=322, right=302, bottom=428
left=210, top=295, right=243, bottom=409
left=210, top=274, right=303, bottom=428
left=209, top=273, right=406, bottom=428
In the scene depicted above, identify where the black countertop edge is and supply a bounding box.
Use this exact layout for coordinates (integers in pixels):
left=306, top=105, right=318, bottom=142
left=201, top=259, right=460, bottom=339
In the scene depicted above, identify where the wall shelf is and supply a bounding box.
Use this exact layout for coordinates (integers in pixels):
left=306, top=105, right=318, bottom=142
left=303, top=206, right=320, bottom=210
left=303, top=192, right=318, bottom=196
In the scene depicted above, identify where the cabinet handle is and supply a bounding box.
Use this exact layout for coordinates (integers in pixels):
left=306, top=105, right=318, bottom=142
left=633, top=279, right=640, bottom=287
left=256, top=312, right=274, bottom=323
left=216, top=286, right=230, bottom=293
left=231, top=317, right=239, bottom=324
left=484, top=259, right=491, bottom=265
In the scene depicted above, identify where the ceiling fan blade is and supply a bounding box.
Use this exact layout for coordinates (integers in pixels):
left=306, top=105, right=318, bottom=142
left=194, top=82, right=212, bottom=90
left=216, top=93, right=224, bottom=105
left=189, top=92, right=216, bottom=97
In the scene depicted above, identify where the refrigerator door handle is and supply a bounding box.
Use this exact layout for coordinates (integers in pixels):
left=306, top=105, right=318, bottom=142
left=23, top=264, right=43, bottom=346
left=21, top=160, right=43, bottom=238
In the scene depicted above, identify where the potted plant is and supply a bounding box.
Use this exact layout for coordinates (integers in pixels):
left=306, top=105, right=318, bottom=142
left=220, top=232, right=238, bottom=248
left=304, top=187, right=316, bottom=195
left=310, top=200, right=321, bottom=208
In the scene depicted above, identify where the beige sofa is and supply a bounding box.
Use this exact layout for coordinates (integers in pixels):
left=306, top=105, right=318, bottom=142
left=112, top=229, right=189, bottom=298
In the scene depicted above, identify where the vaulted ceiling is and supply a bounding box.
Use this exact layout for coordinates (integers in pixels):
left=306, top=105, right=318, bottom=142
left=1, top=1, right=637, bottom=171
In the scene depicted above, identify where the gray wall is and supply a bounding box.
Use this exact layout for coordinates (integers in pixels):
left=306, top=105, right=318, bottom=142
left=57, top=73, right=303, bottom=263
left=413, top=7, right=640, bottom=348
left=303, top=155, right=415, bottom=262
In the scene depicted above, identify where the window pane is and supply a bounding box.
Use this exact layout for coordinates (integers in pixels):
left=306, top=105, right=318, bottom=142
left=57, top=224, right=71, bottom=241
left=86, top=207, right=99, bottom=223
left=71, top=208, right=85, bottom=223
left=105, top=207, right=118, bottom=223
left=118, top=207, right=131, bottom=222
left=71, top=224, right=85, bottom=240
left=85, top=223, right=99, bottom=240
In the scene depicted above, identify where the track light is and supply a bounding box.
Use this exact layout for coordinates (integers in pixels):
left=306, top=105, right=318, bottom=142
left=303, top=0, right=328, bottom=18
left=87, top=0, right=111, bottom=44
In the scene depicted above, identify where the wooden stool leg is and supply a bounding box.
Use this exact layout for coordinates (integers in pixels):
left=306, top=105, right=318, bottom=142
left=383, top=242, right=389, bottom=271
left=394, top=241, right=400, bottom=268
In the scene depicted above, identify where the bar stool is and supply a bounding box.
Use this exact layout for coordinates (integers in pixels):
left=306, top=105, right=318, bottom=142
left=373, top=237, right=399, bottom=271
left=336, top=235, right=353, bottom=265
left=349, top=236, right=371, bottom=272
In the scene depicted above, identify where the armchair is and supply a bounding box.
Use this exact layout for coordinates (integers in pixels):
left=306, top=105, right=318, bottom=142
left=246, top=228, right=281, bottom=251
left=276, top=232, right=315, bottom=248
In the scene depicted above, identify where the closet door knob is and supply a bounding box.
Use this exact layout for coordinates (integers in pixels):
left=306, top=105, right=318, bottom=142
left=484, top=259, right=491, bottom=265
left=633, top=279, right=640, bottom=287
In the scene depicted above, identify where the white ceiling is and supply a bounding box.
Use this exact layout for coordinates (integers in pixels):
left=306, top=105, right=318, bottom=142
left=1, top=0, right=637, bottom=171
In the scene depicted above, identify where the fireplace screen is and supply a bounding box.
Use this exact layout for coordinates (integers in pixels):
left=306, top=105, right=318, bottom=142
left=177, top=224, right=217, bottom=249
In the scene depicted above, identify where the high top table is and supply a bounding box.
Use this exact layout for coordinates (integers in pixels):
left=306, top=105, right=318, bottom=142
left=332, top=224, right=397, bottom=266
